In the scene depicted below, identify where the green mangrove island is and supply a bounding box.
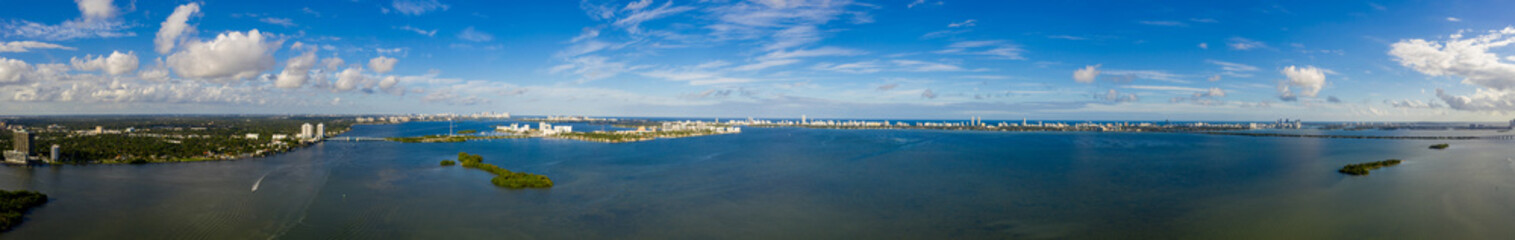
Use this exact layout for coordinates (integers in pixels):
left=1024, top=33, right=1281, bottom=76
left=446, top=152, right=552, bottom=189
left=1, top=189, right=48, bottom=231
left=1430, top=143, right=1449, bottom=149
left=1338, top=159, right=1403, bottom=176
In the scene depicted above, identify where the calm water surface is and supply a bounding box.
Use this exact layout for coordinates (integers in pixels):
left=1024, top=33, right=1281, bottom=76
left=3, top=121, right=1514, bottom=239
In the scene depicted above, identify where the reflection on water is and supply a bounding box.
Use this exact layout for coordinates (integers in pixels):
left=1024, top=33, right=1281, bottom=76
left=3, top=122, right=1515, bottom=239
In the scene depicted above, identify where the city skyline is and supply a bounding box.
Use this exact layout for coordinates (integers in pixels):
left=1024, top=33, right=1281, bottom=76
left=3, top=0, right=1515, bottom=121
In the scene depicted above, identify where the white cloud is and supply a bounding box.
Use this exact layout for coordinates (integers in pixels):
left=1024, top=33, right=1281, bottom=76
left=550, top=55, right=631, bottom=83
left=1446, top=17, right=1461, bottom=22
left=1, top=0, right=132, bottom=41
left=396, top=25, right=438, bottom=36
left=75, top=0, right=118, bottom=20
left=1389, top=27, right=1515, bottom=111
left=732, top=59, right=800, bottom=71
left=0, top=58, right=29, bottom=84
left=1101, top=89, right=1138, bottom=102
left=948, top=19, right=976, bottom=28
left=321, top=57, right=345, bottom=70
left=921, top=88, right=936, bottom=99
left=69, top=51, right=138, bottom=75
left=612, top=0, right=695, bottom=34
left=0, top=41, right=76, bottom=52
left=275, top=50, right=318, bottom=89
left=1385, top=99, right=1443, bottom=108
left=813, top=61, right=884, bottom=74
left=640, top=69, right=755, bottom=86
left=893, top=60, right=963, bottom=72
left=936, top=40, right=1024, bottom=60
left=1228, top=37, right=1266, bottom=50
left=457, top=26, right=494, bottom=42
left=368, top=56, right=398, bottom=74
left=167, top=29, right=282, bottom=81
left=392, top=0, right=449, bottom=15
left=1207, top=59, right=1258, bottom=78
left=758, top=47, right=866, bottom=61
left=1278, top=65, right=1326, bottom=100
left=156, top=3, right=201, bottom=54
left=1198, top=42, right=1208, bottom=49
left=260, top=17, right=296, bottom=27
left=1074, top=64, right=1100, bottom=83
left=335, top=67, right=365, bottom=91
left=1123, top=85, right=1207, bottom=92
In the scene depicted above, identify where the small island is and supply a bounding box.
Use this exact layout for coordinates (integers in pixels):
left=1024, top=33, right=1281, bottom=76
left=1, top=189, right=48, bottom=231
left=1430, top=143, right=1449, bottom=149
left=384, top=135, right=525, bottom=143
left=439, top=160, right=456, bottom=166
left=446, top=152, right=552, bottom=189
left=1338, top=159, right=1403, bottom=176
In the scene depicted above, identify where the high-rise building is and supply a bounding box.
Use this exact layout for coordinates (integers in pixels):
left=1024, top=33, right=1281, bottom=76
left=50, top=144, right=59, bottom=162
left=301, top=123, right=314, bottom=139
left=12, top=130, right=30, bottom=153
left=316, top=123, right=326, bottom=139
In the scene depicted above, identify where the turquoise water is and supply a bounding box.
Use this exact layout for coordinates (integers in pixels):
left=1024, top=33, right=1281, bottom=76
left=3, top=121, right=1514, bottom=239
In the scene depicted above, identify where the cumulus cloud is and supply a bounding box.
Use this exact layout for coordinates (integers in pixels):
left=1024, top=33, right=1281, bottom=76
left=1101, top=89, right=1138, bottom=102
left=156, top=3, right=201, bottom=54
left=69, top=51, right=138, bottom=75
left=1386, top=99, right=1444, bottom=108
left=1074, top=64, right=1100, bottom=83
left=1389, top=27, right=1515, bottom=110
left=335, top=67, right=366, bottom=91
left=75, top=0, right=118, bottom=20
left=392, top=0, right=449, bottom=15
left=0, top=58, right=29, bottom=84
left=368, top=56, right=398, bottom=74
left=1278, top=65, right=1326, bottom=101
left=0, top=41, right=76, bottom=52
left=166, top=29, right=282, bottom=81
left=275, top=49, right=318, bottom=89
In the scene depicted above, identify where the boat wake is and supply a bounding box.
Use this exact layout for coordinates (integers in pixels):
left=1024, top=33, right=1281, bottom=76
left=252, top=171, right=272, bottom=192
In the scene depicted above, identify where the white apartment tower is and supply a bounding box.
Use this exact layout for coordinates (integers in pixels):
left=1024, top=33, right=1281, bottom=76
left=301, top=123, right=314, bottom=139
left=316, top=123, right=326, bottom=139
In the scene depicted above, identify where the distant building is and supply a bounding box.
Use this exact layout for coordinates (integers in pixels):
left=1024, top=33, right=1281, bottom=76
left=11, top=130, right=28, bottom=153
left=272, top=134, right=288, bottom=140
left=50, top=144, right=59, bottom=163
left=95, top=126, right=103, bottom=134
left=316, top=123, right=325, bottom=139
left=4, top=130, right=31, bottom=164
left=301, top=123, right=314, bottom=139
left=1508, top=119, right=1515, bottom=129
left=245, top=133, right=260, bottom=140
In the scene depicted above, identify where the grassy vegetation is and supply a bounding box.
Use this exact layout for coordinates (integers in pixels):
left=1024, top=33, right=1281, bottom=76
left=456, top=130, right=478, bottom=134
left=1430, top=143, right=1449, bottom=149
left=1338, top=159, right=1403, bottom=176
left=446, top=152, right=553, bottom=189
left=0, top=189, right=48, bottom=232
left=439, top=160, right=456, bottom=166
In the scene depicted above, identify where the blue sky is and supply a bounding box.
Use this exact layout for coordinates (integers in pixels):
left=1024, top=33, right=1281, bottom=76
left=3, top=0, right=1515, bottom=121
